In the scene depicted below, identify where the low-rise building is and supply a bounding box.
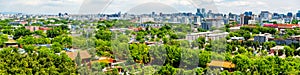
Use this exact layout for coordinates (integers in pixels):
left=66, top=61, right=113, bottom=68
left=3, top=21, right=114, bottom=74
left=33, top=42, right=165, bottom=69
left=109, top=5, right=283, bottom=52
left=207, top=60, right=235, bottom=72
left=9, top=20, right=28, bottom=25
left=4, top=39, right=18, bottom=48
left=207, top=32, right=229, bottom=40
left=230, top=37, right=245, bottom=41
left=270, top=46, right=285, bottom=56
left=201, top=18, right=224, bottom=30
left=186, top=32, right=212, bottom=40
left=254, top=33, right=272, bottom=43
left=229, top=26, right=240, bottom=32
left=25, top=26, right=52, bottom=32
left=66, top=50, right=92, bottom=64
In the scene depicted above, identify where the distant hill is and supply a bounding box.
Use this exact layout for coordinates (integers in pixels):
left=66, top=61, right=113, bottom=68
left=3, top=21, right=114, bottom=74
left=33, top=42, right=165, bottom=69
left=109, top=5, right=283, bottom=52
left=0, top=12, right=23, bottom=14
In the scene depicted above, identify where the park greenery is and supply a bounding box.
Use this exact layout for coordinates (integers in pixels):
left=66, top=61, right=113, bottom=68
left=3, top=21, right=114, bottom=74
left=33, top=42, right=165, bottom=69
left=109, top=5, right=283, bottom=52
left=1, top=17, right=300, bottom=75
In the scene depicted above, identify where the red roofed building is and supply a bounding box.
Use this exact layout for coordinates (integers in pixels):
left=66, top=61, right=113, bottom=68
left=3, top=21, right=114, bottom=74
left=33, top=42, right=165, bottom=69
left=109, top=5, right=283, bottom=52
left=263, top=24, right=278, bottom=28
left=128, top=27, right=144, bottom=32
left=25, top=26, right=52, bottom=32
left=277, top=24, right=299, bottom=29
left=263, top=24, right=300, bottom=30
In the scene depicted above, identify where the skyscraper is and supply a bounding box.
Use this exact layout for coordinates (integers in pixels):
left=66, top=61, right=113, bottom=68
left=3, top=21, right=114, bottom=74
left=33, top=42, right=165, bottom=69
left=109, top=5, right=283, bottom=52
left=296, top=10, right=300, bottom=18
left=197, top=8, right=201, bottom=13
left=249, top=11, right=253, bottom=16
left=196, top=8, right=204, bottom=18
left=272, top=13, right=280, bottom=19
left=58, top=13, right=62, bottom=17
left=287, top=12, right=293, bottom=18
left=207, top=10, right=212, bottom=18
left=244, top=11, right=252, bottom=16
left=244, top=12, right=249, bottom=16
left=259, top=11, right=271, bottom=20
left=201, top=8, right=206, bottom=17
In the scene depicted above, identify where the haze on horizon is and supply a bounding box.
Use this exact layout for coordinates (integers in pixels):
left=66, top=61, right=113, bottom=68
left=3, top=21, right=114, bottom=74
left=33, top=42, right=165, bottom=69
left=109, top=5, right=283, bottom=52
left=0, top=0, right=299, bottom=15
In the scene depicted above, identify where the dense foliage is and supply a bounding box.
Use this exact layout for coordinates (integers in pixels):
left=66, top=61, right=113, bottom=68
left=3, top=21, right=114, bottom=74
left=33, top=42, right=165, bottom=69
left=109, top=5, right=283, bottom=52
left=0, top=47, right=76, bottom=74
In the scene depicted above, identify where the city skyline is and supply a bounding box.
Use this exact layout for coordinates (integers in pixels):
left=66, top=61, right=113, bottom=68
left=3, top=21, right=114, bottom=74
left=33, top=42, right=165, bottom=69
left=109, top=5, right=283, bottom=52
left=1, top=0, right=300, bottom=15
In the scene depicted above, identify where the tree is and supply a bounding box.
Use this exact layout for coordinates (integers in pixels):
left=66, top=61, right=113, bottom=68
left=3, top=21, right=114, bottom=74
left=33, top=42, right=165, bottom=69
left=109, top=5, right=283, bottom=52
left=170, top=33, right=179, bottom=39
left=129, top=43, right=151, bottom=64
left=117, top=34, right=130, bottom=43
left=198, top=50, right=211, bottom=68
left=77, top=64, right=91, bottom=75
left=95, top=30, right=112, bottom=41
left=46, top=28, right=61, bottom=38
left=238, top=46, right=247, bottom=54
left=195, top=68, right=205, bottom=75
left=23, top=45, right=36, bottom=53
left=232, top=54, right=251, bottom=72
left=0, top=34, right=8, bottom=42
left=180, top=48, right=199, bottom=69
left=34, top=30, right=47, bottom=37
left=292, top=20, right=299, bottom=24
left=13, top=27, right=32, bottom=39
left=95, top=39, right=113, bottom=57
left=205, top=43, right=212, bottom=51
left=264, top=41, right=276, bottom=50
left=198, top=28, right=207, bottom=32
left=226, top=44, right=233, bottom=52
left=149, top=45, right=166, bottom=66
left=91, top=62, right=108, bottom=73
left=284, top=46, right=295, bottom=57
left=17, top=36, right=36, bottom=45
left=196, top=37, right=206, bottom=49
left=164, top=45, right=182, bottom=68
left=51, top=42, right=63, bottom=53
left=179, top=40, right=190, bottom=48
left=37, top=38, right=51, bottom=44
left=2, top=29, right=13, bottom=35
left=75, top=52, right=82, bottom=65
left=0, top=47, right=76, bottom=74
left=155, top=64, right=177, bottom=75
left=163, top=37, right=169, bottom=44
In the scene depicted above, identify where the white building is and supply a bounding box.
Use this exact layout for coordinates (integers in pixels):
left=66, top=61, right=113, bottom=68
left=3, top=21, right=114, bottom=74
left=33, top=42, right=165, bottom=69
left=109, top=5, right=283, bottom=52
left=248, top=20, right=258, bottom=24
left=207, top=32, right=229, bottom=40
left=186, top=32, right=212, bottom=41
left=140, top=17, right=154, bottom=23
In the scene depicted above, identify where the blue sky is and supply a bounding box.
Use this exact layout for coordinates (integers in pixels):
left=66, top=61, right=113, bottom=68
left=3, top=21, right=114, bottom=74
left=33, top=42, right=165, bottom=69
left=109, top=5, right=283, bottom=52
left=0, top=0, right=299, bottom=15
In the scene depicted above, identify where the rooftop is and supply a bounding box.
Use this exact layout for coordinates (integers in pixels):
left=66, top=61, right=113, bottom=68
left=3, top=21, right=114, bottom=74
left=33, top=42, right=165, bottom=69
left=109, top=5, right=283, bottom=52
left=270, top=46, right=285, bottom=50
left=207, top=60, right=235, bottom=68
left=4, top=39, right=17, bottom=44
left=189, top=32, right=212, bottom=35
left=231, top=37, right=245, bottom=40
left=207, top=32, right=229, bottom=37
left=66, top=50, right=91, bottom=60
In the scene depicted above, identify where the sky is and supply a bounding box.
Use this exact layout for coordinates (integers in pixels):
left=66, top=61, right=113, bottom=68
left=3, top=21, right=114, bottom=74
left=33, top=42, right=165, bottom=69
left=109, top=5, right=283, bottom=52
left=0, top=0, right=300, bottom=15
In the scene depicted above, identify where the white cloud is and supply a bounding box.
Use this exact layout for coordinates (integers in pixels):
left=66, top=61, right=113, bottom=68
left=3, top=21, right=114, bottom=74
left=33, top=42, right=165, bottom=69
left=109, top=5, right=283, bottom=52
left=0, top=0, right=299, bottom=14
left=215, top=0, right=300, bottom=14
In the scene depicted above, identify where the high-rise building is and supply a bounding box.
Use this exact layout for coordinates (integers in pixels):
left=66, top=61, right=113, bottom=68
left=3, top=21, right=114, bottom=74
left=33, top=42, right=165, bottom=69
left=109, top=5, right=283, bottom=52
left=201, top=8, right=206, bottom=17
left=207, top=10, right=213, bottom=18
left=279, top=14, right=285, bottom=18
left=244, top=12, right=249, bottom=16
left=287, top=12, right=293, bottom=18
left=197, top=8, right=201, bottom=13
left=259, top=11, right=272, bottom=21
left=194, top=16, right=201, bottom=24
left=272, top=13, right=280, bottom=19
left=244, top=16, right=252, bottom=24
left=58, top=13, right=62, bottom=17
left=196, top=8, right=204, bottom=18
left=296, top=10, right=300, bottom=18
left=239, top=14, right=244, bottom=25
left=249, top=11, right=253, bottom=16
